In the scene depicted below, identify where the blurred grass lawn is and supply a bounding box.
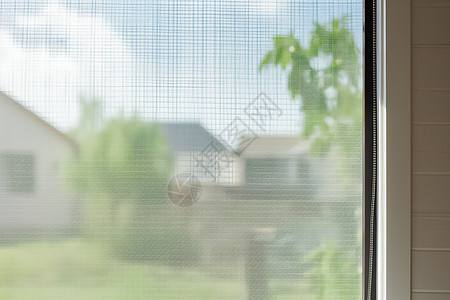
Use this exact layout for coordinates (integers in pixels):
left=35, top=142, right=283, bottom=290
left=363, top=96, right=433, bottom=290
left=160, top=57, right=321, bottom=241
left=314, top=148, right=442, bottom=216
left=0, top=239, right=247, bottom=300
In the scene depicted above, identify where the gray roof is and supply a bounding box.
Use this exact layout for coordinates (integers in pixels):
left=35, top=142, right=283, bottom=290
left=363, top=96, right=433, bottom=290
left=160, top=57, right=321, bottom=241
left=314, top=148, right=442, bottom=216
left=158, top=123, right=226, bottom=152
left=239, top=135, right=310, bottom=157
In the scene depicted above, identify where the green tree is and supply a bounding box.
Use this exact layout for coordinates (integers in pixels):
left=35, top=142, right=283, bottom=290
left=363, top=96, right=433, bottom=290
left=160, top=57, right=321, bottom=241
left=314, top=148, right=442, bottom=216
left=260, top=17, right=363, bottom=298
left=260, top=16, right=362, bottom=233
left=260, top=17, right=361, bottom=157
left=67, top=99, right=171, bottom=226
left=65, top=99, right=199, bottom=265
left=303, top=243, right=360, bottom=299
left=73, top=96, right=103, bottom=139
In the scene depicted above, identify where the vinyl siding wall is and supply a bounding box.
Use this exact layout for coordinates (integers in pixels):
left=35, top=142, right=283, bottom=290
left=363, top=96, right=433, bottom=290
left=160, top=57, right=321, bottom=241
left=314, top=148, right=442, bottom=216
left=411, top=0, right=450, bottom=298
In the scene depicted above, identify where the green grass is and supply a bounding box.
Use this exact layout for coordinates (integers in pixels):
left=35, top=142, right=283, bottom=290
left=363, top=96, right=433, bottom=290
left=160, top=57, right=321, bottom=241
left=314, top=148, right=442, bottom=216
left=0, top=239, right=342, bottom=299
left=0, top=239, right=246, bottom=300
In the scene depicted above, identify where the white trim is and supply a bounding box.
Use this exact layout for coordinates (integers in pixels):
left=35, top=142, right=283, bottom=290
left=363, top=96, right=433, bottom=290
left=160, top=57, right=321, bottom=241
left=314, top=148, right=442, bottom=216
left=378, top=0, right=411, bottom=299
left=377, top=2, right=386, bottom=299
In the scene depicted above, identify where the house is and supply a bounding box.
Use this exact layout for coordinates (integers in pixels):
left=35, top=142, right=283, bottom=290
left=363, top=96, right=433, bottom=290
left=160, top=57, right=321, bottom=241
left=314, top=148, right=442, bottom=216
left=158, top=122, right=240, bottom=185
left=238, top=135, right=312, bottom=188
left=158, top=124, right=314, bottom=190
left=0, top=91, right=79, bottom=238
left=175, top=132, right=334, bottom=273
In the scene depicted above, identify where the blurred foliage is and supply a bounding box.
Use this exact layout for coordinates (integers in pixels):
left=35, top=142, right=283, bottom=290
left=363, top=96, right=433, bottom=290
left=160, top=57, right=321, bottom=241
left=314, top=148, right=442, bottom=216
left=302, top=242, right=361, bottom=299
left=261, top=18, right=363, bottom=298
left=71, top=96, right=104, bottom=140
left=65, top=99, right=198, bottom=265
left=260, top=17, right=362, bottom=157
left=114, top=226, right=200, bottom=266
left=67, top=99, right=171, bottom=224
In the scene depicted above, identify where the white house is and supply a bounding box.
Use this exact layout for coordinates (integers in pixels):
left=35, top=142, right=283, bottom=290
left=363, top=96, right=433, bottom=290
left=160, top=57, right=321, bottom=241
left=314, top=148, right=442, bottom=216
left=159, top=122, right=240, bottom=185
left=0, top=91, right=79, bottom=238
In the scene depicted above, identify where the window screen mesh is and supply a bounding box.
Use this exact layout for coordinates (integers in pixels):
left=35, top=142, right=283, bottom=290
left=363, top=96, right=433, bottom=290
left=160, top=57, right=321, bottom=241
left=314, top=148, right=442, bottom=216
left=0, top=0, right=363, bottom=299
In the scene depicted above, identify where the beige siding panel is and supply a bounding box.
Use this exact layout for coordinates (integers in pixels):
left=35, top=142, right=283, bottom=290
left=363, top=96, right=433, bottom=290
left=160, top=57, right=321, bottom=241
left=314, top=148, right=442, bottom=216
left=412, top=6, right=450, bottom=45
left=412, top=251, right=450, bottom=290
left=413, top=152, right=450, bottom=173
left=412, top=175, right=450, bottom=213
left=412, top=294, right=450, bottom=300
left=413, top=125, right=450, bottom=152
left=413, top=0, right=450, bottom=6
left=413, top=91, right=450, bottom=123
left=412, top=47, right=450, bottom=90
left=411, top=0, right=450, bottom=295
left=413, top=216, right=450, bottom=248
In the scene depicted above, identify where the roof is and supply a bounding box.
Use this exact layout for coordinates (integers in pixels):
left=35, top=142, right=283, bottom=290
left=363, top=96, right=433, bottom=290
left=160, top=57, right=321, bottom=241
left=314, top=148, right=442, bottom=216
left=0, top=90, right=77, bottom=148
left=158, top=122, right=227, bottom=152
left=239, top=135, right=310, bottom=157
left=158, top=124, right=309, bottom=156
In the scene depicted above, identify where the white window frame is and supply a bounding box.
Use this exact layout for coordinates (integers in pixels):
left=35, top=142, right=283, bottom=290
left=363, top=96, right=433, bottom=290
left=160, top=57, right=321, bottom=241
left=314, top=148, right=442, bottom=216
left=377, top=0, right=411, bottom=299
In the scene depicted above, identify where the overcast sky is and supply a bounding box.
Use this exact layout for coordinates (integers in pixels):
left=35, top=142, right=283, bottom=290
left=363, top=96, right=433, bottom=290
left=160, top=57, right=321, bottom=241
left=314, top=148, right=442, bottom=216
left=0, top=0, right=363, bottom=136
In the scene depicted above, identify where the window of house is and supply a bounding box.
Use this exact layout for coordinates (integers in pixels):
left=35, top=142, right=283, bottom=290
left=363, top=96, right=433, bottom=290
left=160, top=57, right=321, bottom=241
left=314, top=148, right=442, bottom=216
left=246, top=158, right=289, bottom=185
left=0, top=0, right=377, bottom=298
left=245, top=157, right=306, bottom=185
left=0, top=154, right=35, bottom=193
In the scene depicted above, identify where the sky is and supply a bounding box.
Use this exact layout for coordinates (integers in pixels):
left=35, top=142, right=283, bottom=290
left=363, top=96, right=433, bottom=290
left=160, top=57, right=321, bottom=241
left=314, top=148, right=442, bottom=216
left=0, top=0, right=363, bottom=136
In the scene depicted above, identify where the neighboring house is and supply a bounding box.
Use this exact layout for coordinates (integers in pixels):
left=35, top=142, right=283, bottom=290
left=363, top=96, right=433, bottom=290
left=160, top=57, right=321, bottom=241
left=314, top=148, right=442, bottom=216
left=0, top=91, right=78, bottom=238
left=158, top=124, right=312, bottom=188
left=239, top=135, right=312, bottom=189
left=173, top=132, right=331, bottom=272
left=158, top=122, right=240, bottom=185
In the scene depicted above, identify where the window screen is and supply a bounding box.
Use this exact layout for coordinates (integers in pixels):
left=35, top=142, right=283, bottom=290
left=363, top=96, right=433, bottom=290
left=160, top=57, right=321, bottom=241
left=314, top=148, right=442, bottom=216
left=0, top=0, right=365, bottom=299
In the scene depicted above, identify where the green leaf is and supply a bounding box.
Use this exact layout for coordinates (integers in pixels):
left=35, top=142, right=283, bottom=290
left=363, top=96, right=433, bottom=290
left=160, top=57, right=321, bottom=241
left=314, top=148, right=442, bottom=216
left=259, top=51, right=273, bottom=71
left=259, top=16, right=362, bottom=158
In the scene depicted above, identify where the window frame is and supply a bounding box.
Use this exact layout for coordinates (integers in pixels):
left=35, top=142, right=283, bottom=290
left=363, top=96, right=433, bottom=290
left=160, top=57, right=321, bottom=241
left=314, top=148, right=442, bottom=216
left=364, top=1, right=378, bottom=298
left=0, top=152, right=36, bottom=194
left=376, top=0, right=411, bottom=299
left=364, top=1, right=412, bottom=298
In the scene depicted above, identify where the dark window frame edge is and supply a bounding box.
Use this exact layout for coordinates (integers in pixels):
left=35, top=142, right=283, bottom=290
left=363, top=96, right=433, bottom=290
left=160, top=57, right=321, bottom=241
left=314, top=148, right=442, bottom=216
left=363, top=0, right=377, bottom=299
